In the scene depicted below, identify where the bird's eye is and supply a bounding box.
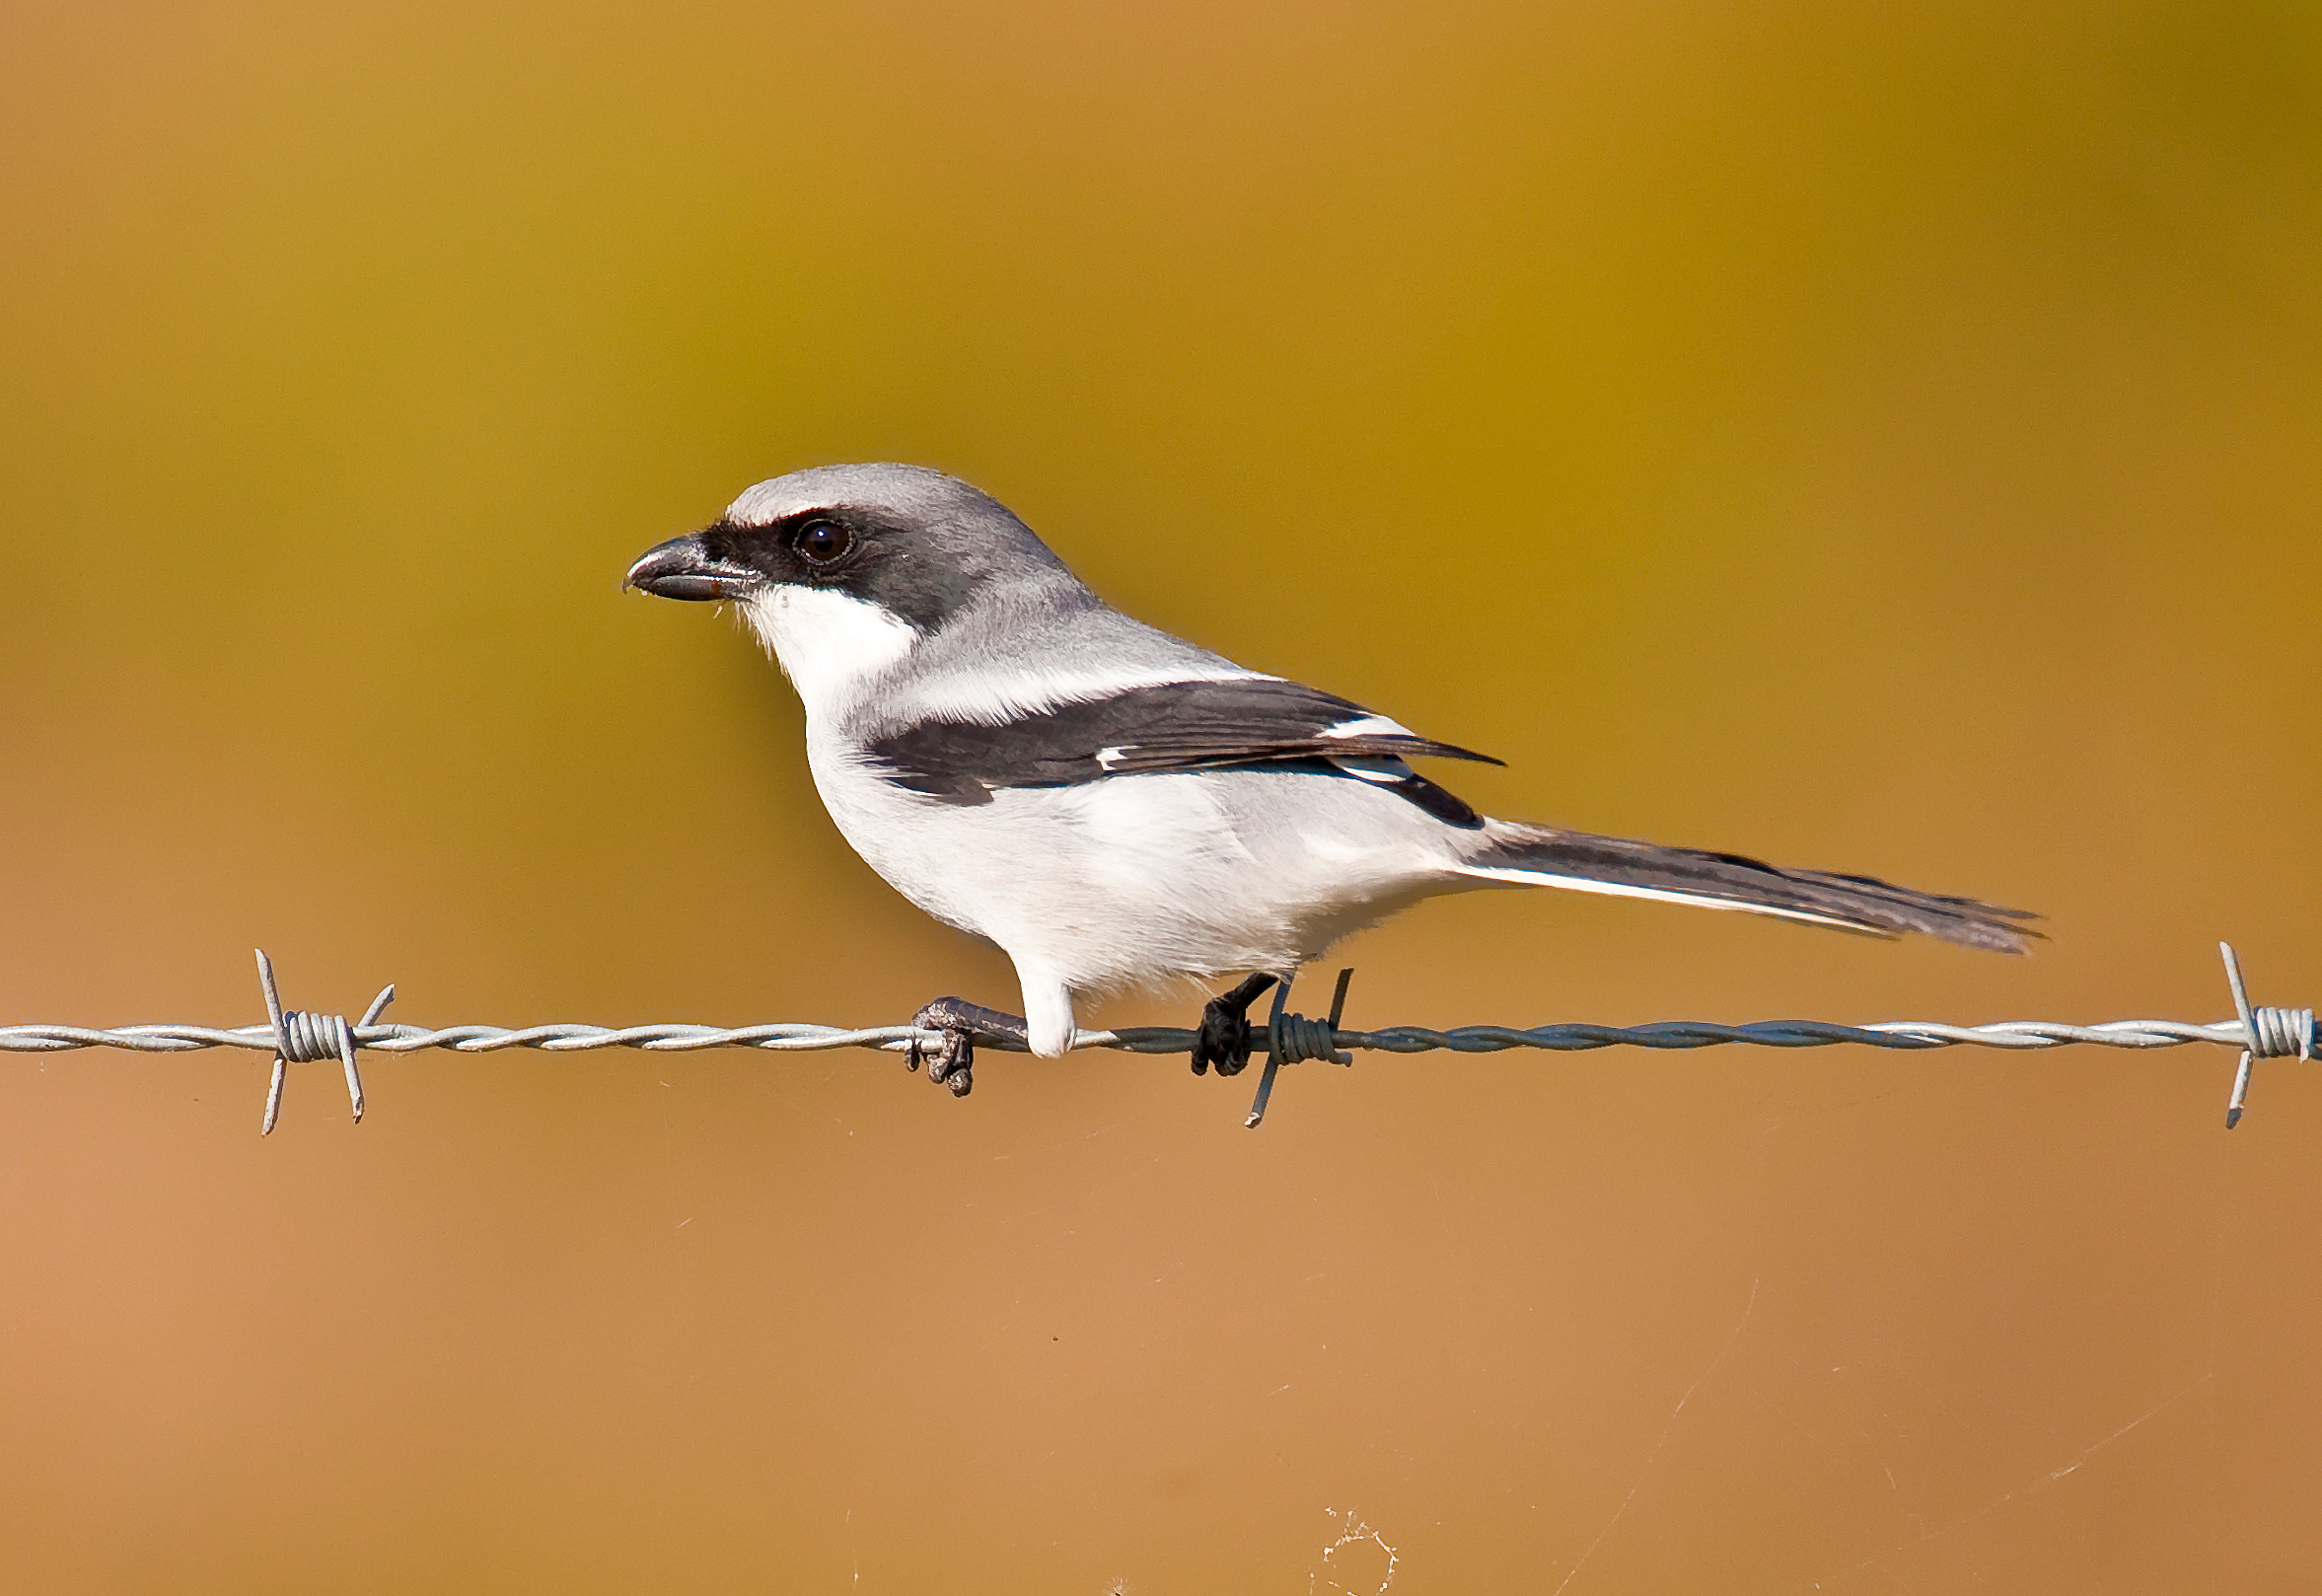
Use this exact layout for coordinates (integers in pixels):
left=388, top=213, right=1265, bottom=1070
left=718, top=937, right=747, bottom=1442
left=796, top=520, right=852, bottom=565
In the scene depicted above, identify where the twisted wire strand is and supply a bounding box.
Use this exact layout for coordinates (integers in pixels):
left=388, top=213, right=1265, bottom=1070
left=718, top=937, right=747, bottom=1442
left=12, top=944, right=2307, bottom=1133
left=0, top=1015, right=2270, bottom=1057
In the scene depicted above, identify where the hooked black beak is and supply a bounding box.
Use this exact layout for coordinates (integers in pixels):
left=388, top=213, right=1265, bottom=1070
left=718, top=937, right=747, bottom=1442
left=622, top=534, right=765, bottom=601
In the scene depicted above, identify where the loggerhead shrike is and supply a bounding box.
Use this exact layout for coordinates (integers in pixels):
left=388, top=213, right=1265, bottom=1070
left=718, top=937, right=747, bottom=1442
left=625, top=463, right=2033, bottom=1095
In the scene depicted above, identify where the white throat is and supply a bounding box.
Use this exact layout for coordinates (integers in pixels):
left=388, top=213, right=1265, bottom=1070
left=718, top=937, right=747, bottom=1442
left=739, top=585, right=917, bottom=720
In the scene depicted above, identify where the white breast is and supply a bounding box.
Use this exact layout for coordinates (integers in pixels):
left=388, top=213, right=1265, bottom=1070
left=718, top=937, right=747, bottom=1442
left=802, top=736, right=1468, bottom=996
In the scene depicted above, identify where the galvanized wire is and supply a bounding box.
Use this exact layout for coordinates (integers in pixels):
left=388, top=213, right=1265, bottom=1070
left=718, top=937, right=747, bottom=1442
left=0, top=1015, right=2272, bottom=1056
left=1, top=942, right=2308, bottom=1130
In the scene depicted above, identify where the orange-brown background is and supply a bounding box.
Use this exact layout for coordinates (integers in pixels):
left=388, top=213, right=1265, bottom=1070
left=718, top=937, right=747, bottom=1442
left=3, top=1, right=2318, bottom=1590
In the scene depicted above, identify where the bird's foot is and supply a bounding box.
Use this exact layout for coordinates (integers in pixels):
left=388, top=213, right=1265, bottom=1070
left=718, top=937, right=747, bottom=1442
left=907, top=997, right=1030, bottom=1097
left=1191, top=974, right=1278, bottom=1077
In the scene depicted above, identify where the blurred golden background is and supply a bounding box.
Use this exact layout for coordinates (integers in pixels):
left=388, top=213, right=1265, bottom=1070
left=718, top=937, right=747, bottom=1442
left=3, top=0, right=2318, bottom=1589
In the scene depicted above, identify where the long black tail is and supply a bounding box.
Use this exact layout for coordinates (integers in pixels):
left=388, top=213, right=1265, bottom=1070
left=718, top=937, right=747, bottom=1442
left=1456, top=820, right=2038, bottom=953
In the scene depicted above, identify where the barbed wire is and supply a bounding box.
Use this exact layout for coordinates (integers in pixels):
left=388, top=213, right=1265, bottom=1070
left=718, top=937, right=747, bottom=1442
left=2, top=943, right=2309, bottom=1132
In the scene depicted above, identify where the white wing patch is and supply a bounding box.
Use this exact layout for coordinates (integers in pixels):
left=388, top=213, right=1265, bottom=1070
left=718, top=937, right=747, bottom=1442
left=1320, top=714, right=1415, bottom=740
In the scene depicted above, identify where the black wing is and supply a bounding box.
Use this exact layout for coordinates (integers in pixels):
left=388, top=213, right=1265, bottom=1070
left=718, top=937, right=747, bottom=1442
left=865, top=678, right=1500, bottom=825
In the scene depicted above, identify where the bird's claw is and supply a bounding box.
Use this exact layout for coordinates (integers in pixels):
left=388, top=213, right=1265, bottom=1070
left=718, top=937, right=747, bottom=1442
left=1192, top=973, right=1278, bottom=1077
left=907, top=996, right=1032, bottom=1098
left=907, top=1009, right=975, bottom=1096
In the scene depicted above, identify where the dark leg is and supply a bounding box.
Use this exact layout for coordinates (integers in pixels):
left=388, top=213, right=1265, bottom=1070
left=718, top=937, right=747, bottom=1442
left=907, top=997, right=1031, bottom=1098
left=1191, top=974, right=1278, bottom=1078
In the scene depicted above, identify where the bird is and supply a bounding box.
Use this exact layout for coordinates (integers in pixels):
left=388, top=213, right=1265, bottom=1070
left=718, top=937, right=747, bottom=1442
left=624, top=463, right=2035, bottom=1095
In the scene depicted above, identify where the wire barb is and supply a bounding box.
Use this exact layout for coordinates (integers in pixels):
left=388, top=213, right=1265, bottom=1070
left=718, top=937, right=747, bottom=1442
left=2219, top=941, right=2314, bottom=1129
left=1246, top=968, right=1356, bottom=1129
left=255, top=949, right=395, bottom=1135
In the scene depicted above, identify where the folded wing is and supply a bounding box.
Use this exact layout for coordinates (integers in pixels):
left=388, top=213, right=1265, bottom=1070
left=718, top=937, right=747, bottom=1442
left=864, top=676, right=1498, bottom=824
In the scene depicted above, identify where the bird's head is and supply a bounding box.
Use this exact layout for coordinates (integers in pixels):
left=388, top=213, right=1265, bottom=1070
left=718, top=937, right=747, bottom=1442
left=624, top=463, right=1082, bottom=712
